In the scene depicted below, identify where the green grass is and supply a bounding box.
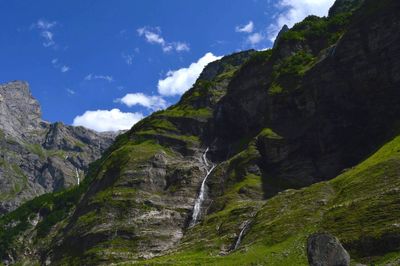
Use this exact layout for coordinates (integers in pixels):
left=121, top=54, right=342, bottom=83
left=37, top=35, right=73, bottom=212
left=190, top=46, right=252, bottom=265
left=25, top=143, right=46, bottom=159
left=279, top=12, right=352, bottom=46
left=268, top=83, right=285, bottom=96
left=0, top=161, right=29, bottom=201
left=258, top=128, right=283, bottom=140
left=162, top=106, right=212, bottom=120
left=244, top=49, right=273, bottom=66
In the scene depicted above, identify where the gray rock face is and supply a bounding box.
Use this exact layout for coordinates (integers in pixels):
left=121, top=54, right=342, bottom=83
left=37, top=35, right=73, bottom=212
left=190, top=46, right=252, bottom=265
left=0, top=81, right=42, bottom=142
left=307, top=233, right=350, bottom=266
left=273, top=24, right=289, bottom=48
left=0, top=81, right=115, bottom=214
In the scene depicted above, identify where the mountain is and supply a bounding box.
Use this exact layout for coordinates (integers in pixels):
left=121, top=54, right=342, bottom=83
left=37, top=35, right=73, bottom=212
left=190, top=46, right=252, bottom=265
left=0, top=81, right=115, bottom=214
left=1, top=0, right=400, bottom=265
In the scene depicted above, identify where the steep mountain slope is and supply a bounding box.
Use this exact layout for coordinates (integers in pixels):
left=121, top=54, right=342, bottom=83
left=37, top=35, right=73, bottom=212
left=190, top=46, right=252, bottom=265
left=0, top=81, right=115, bottom=214
left=1, top=0, right=400, bottom=265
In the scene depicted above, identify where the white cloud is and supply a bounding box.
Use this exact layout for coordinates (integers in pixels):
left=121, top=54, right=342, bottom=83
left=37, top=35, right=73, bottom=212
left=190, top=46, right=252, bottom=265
left=36, top=19, right=57, bottom=30
left=122, top=53, right=134, bottom=65
left=117, top=93, right=167, bottom=111
left=175, top=42, right=190, bottom=52
left=41, top=31, right=55, bottom=47
left=61, top=65, right=70, bottom=73
left=158, top=52, right=221, bottom=97
left=84, top=74, right=114, bottom=82
left=137, top=26, right=190, bottom=53
left=32, top=19, right=57, bottom=48
left=236, top=21, right=254, bottom=33
left=73, top=109, right=143, bottom=132
left=138, top=27, right=166, bottom=45
left=268, top=0, right=336, bottom=42
left=51, top=58, right=70, bottom=73
left=66, top=88, right=75, bottom=95
left=247, top=32, right=264, bottom=45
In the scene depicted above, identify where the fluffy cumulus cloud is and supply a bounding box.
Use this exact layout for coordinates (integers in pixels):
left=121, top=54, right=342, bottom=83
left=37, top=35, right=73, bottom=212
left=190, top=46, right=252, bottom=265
left=137, top=26, right=190, bottom=53
left=73, top=109, right=143, bottom=132
left=117, top=93, right=167, bottom=111
left=235, top=21, right=254, bottom=33
left=268, top=0, right=336, bottom=41
left=158, top=52, right=221, bottom=97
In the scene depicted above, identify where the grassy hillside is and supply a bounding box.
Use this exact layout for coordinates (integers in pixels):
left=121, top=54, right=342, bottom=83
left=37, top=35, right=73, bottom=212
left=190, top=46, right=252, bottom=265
left=138, top=134, right=400, bottom=265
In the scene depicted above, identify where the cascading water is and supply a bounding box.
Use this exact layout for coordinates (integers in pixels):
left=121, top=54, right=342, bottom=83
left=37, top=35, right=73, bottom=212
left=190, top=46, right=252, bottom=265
left=190, top=147, right=215, bottom=227
left=75, top=168, right=80, bottom=185
left=233, top=220, right=251, bottom=250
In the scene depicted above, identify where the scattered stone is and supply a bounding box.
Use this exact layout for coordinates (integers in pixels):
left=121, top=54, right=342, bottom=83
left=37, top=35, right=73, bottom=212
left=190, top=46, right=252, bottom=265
left=307, top=233, right=350, bottom=266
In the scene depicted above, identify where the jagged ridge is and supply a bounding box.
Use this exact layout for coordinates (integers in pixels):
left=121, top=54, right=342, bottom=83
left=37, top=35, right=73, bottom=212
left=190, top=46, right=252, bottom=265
left=0, top=81, right=115, bottom=214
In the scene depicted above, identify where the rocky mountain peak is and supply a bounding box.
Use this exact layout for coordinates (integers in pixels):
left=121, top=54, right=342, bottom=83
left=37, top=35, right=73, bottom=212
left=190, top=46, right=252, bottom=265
left=273, top=24, right=289, bottom=48
left=328, top=0, right=365, bottom=17
left=198, top=50, right=255, bottom=81
left=0, top=81, right=42, bottom=140
left=0, top=81, right=116, bottom=214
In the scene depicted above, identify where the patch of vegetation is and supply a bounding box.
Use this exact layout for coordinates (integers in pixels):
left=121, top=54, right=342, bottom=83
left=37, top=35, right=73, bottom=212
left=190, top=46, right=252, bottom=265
left=162, top=106, right=212, bottom=119
left=268, top=82, right=285, bottom=96
left=243, top=49, right=273, bottom=66
left=269, top=51, right=316, bottom=93
left=329, top=0, right=365, bottom=17
left=280, top=13, right=352, bottom=46
left=73, top=140, right=86, bottom=149
left=25, top=143, right=46, bottom=159
left=215, top=68, right=238, bottom=81
left=258, top=128, right=283, bottom=140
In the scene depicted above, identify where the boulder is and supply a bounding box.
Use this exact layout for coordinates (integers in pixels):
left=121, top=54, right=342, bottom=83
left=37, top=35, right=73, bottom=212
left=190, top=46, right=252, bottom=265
left=307, top=233, right=350, bottom=266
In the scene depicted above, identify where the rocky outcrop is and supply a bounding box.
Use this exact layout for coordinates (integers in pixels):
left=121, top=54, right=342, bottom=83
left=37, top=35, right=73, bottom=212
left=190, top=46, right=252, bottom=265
left=0, top=81, right=115, bottom=214
left=273, top=24, right=289, bottom=48
left=307, top=233, right=350, bottom=266
left=329, top=0, right=365, bottom=16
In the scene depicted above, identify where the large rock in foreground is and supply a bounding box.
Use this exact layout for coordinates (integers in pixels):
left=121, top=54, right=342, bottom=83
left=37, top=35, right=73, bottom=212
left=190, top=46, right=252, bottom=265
left=307, top=233, right=350, bottom=266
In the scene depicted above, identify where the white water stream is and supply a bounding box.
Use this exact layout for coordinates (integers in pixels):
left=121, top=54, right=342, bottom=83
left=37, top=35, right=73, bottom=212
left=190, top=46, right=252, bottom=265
left=233, top=220, right=251, bottom=250
left=190, top=148, right=215, bottom=227
left=75, top=168, right=80, bottom=185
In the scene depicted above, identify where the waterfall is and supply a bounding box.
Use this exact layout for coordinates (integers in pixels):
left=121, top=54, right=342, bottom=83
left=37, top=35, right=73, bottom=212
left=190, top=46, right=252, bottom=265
left=189, top=148, right=215, bottom=227
left=75, top=168, right=80, bottom=185
left=233, top=220, right=251, bottom=250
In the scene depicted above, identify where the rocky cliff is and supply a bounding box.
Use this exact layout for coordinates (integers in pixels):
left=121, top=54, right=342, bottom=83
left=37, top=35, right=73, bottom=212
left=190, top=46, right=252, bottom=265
left=0, top=81, right=115, bottom=214
left=1, top=0, right=400, bottom=265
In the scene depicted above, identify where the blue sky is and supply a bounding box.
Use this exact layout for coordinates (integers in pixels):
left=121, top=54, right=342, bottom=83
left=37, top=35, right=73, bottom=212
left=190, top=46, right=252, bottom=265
left=0, top=0, right=335, bottom=131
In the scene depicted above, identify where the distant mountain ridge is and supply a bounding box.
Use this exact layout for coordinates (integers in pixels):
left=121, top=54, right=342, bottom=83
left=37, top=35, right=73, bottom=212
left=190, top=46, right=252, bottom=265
left=0, top=81, right=115, bottom=214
